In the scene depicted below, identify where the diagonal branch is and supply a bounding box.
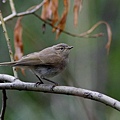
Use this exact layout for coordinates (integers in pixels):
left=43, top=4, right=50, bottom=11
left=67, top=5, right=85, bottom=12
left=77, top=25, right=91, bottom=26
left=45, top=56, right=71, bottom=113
left=0, top=74, right=120, bottom=112
left=0, top=11, right=18, bottom=78
left=0, top=11, right=16, bottom=120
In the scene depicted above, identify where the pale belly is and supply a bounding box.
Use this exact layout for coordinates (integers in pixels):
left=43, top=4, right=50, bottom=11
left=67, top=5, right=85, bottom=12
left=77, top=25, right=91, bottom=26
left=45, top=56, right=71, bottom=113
left=30, top=64, right=66, bottom=78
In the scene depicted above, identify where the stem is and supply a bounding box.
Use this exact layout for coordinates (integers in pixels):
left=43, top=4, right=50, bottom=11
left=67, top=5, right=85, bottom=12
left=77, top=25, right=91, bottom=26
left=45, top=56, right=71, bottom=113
left=0, top=11, right=18, bottom=78
left=9, top=0, right=16, bottom=15
left=34, top=13, right=104, bottom=38
left=0, top=90, right=7, bottom=120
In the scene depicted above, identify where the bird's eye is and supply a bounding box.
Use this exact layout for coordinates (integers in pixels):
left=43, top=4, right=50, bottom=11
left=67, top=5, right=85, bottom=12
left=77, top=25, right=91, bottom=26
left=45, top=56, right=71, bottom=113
left=60, top=47, right=64, bottom=50
left=55, top=46, right=65, bottom=51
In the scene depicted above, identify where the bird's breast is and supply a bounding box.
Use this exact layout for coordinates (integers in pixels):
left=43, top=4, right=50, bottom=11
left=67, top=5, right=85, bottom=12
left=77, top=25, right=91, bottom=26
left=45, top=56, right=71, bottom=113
left=31, top=59, right=68, bottom=78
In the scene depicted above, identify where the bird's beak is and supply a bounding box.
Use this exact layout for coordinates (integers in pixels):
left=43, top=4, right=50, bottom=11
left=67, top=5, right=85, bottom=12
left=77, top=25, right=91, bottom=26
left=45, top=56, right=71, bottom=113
left=68, top=46, right=73, bottom=49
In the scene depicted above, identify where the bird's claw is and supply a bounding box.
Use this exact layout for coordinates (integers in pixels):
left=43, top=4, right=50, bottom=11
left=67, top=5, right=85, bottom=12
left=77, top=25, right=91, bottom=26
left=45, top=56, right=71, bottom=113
left=51, top=83, right=58, bottom=91
left=35, top=81, right=44, bottom=87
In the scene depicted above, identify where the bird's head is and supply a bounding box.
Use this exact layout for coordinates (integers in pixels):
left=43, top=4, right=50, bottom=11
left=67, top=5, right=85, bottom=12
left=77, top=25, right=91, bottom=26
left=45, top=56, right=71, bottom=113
left=53, top=43, right=73, bottom=58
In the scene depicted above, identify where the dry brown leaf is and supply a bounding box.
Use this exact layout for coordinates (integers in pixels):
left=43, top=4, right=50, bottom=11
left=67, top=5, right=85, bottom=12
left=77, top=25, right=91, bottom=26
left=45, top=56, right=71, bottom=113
left=89, top=21, right=112, bottom=55
left=41, top=0, right=50, bottom=20
left=54, top=0, right=69, bottom=39
left=73, top=0, right=83, bottom=27
left=49, top=0, right=59, bottom=25
left=14, top=17, right=24, bottom=74
left=79, top=21, right=112, bottom=54
left=104, top=22, right=112, bottom=55
left=14, top=17, right=23, bottom=60
left=41, top=0, right=59, bottom=24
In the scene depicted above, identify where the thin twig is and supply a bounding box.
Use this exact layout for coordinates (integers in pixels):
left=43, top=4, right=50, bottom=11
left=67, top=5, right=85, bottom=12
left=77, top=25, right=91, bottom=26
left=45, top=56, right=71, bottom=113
left=0, top=90, right=7, bottom=120
left=0, top=0, right=111, bottom=53
left=0, top=11, right=17, bottom=120
left=9, top=0, right=16, bottom=14
left=0, top=0, right=46, bottom=25
left=0, top=11, right=18, bottom=78
left=34, top=13, right=112, bottom=53
left=0, top=13, right=16, bottom=24
left=33, top=13, right=104, bottom=38
left=0, top=74, right=120, bottom=112
left=0, top=1, right=104, bottom=39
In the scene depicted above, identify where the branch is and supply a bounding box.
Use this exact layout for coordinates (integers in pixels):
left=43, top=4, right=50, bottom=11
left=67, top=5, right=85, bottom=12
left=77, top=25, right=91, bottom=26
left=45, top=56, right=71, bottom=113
left=0, top=1, right=104, bottom=39
left=9, top=0, right=16, bottom=15
left=0, top=11, right=18, bottom=78
left=0, top=90, right=7, bottom=120
left=0, top=11, right=16, bottom=120
left=0, top=0, right=17, bottom=25
left=0, top=74, right=120, bottom=111
left=0, top=0, right=46, bottom=25
left=33, top=13, right=104, bottom=38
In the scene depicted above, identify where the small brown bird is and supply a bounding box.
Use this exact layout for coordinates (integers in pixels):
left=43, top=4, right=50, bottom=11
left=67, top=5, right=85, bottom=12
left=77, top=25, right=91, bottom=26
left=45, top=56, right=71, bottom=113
left=0, top=43, right=73, bottom=85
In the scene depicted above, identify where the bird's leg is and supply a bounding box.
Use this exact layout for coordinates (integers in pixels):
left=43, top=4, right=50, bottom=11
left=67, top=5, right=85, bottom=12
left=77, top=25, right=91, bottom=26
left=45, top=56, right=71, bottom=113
left=31, top=70, right=44, bottom=85
left=42, top=77, right=58, bottom=91
left=35, top=74, right=44, bottom=86
left=42, top=76, right=58, bottom=86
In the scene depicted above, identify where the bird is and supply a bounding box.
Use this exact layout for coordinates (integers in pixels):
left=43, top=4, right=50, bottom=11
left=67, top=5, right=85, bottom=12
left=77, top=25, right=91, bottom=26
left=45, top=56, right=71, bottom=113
left=0, top=43, right=73, bottom=85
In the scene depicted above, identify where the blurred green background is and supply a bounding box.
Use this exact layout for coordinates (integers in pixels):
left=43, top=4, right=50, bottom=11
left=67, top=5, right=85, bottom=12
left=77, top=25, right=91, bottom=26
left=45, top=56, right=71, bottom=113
left=0, top=0, right=120, bottom=120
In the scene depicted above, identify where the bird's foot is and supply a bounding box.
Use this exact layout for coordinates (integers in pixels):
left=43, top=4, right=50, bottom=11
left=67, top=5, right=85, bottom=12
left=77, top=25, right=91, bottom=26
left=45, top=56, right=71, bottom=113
left=35, top=81, right=44, bottom=87
left=51, top=83, right=58, bottom=91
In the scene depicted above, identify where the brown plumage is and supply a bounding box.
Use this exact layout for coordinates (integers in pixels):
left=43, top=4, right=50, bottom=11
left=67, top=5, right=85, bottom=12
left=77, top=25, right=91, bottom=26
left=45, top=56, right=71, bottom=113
left=0, top=43, right=73, bottom=84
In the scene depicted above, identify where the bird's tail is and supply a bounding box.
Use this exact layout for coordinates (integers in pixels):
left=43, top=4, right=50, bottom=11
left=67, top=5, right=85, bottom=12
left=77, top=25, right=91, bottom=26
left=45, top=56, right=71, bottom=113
left=0, top=61, right=17, bottom=66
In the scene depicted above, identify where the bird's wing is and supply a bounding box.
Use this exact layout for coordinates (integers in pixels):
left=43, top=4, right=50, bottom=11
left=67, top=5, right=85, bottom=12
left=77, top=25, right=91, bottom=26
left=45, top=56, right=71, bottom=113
left=38, top=53, right=62, bottom=65
left=14, top=51, right=62, bottom=66
left=14, top=52, right=41, bottom=66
